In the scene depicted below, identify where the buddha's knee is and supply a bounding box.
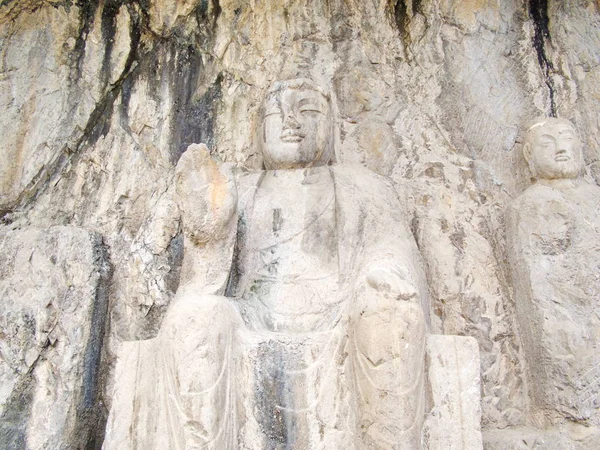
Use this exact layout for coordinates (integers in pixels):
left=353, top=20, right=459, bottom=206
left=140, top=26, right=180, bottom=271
left=160, top=293, right=241, bottom=362
left=353, top=299, right=426, bottom=370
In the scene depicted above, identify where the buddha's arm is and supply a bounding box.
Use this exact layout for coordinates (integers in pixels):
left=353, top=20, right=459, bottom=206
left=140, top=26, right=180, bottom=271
left=175, top=144, right=238, bottom=246
left=357, top=176, right=427, bottom=308
left=175, top=144, right=239, bottom=293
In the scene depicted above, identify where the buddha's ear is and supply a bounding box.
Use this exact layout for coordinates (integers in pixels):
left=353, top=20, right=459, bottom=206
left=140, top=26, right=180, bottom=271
left=522, top=142, right=532, bottom=164
left=522, top=142, right=537, bottom=177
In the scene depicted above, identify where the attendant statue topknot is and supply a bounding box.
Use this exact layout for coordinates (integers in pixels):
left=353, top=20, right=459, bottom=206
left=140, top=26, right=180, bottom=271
left=104, top=79, right=481, bottom=450
left=507, top=118, right=600, bottom=429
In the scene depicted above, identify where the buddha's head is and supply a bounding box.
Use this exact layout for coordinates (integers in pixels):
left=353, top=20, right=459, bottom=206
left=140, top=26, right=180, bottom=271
left=523, top=118, right=583, bottom=180
left=260, top=79, right=334, bottom=170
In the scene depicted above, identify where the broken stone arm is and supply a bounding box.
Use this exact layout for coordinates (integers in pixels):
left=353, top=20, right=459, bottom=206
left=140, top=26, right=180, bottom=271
left=175, top=143, right=239, bottom=293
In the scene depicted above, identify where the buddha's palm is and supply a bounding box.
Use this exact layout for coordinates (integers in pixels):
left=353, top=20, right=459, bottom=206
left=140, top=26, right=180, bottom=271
left=175, top=143, right=238, bottom=244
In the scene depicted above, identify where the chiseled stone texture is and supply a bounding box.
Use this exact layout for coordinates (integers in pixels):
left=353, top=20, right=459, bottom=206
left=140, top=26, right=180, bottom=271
left=0, top=226, right=111, bottom=449
left=424, top=335, right=483, bottom=450
left=105, top=334, right=484, bottom=449
left=1, top=0, right=600, bottom=447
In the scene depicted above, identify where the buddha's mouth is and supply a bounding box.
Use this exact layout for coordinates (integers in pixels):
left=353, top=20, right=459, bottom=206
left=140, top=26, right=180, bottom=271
left=281, top=131, right=305, bottom=143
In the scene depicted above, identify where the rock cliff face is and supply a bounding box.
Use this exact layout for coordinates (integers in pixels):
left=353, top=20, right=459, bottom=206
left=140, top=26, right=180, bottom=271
left=1, top=0, right=599, bottom=448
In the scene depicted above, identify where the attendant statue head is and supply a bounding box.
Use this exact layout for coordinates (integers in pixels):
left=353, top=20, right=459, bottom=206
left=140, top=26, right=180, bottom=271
left=261, top=78, right=334, bottom=170
left=523, top=118, right=583, bottom=180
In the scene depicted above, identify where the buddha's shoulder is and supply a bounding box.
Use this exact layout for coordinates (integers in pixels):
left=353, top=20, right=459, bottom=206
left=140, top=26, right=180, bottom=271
left=331, top=164, right=393, bottom=190
left=511, top=183, right=563, bottom=209
left=512, top=181, right=600, bottom=209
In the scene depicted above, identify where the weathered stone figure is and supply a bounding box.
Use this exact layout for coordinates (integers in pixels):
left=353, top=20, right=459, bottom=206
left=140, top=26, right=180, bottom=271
left=105, top=79, right=487, bottom=450
left=507, top=118, right=600, bottom=426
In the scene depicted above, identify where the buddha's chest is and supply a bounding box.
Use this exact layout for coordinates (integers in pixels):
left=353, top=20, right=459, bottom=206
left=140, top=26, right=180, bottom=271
left=235, top=169, right=342, bottom=331
left=242, top=170, right=338, bottom=273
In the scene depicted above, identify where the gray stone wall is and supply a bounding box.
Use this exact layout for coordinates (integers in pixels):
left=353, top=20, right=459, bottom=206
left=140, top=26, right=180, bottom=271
left=1, top=1, right=599, bottom=448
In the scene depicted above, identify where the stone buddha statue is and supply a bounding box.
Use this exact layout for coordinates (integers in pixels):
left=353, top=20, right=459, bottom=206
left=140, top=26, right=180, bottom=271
left=507, top=118, right=600, bottom=429
left=104, top=79, right=451, bottom=450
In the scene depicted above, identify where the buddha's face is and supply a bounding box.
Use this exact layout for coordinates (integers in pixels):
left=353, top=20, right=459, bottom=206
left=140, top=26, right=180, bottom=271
left=524, top=120, right=583, bottom=180
left=262, top=85, right=332, bottom=169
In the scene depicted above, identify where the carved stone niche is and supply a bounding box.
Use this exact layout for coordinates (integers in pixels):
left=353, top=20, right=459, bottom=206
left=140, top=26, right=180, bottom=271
left=506, top=118, right=600, bottom=446
left=103, top=79, right=482, bottom=450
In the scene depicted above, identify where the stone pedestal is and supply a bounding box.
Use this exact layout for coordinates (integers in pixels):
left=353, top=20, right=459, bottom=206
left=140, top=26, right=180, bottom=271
left=104, top=334, right=483, bottom=449
left=424, top=335, right=483, bottom=449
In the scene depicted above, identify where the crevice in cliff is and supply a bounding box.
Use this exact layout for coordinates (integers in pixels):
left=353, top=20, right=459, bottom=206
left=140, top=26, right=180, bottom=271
left=72, top=0, right=100, bottom=82
left=76, top=234, right=113, bottom=450
left=389, top=0, right=425, bottom=59
left=529, top=0, right=556, bottom=117
left=392, top=0, right=409, bottom=40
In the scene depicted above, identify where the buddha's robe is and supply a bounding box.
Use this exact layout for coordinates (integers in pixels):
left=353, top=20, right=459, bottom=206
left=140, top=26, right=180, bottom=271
left=104, top=164, right=429, bottom=450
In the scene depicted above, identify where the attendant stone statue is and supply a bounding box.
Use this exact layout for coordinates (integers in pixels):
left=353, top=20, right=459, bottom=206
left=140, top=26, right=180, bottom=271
left=507, top=118, right=600, bottom=426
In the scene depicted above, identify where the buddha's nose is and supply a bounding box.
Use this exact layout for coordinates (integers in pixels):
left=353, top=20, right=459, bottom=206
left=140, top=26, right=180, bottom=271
left=283, top=113, right=300, bottom=129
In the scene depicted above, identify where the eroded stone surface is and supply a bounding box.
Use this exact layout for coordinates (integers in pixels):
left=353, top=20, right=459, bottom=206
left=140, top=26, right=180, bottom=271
left=1, top=0, right=600, bottom=447
left=424, top=335, right=483, bottom=450
left=0, top=226, right=111, bottom=449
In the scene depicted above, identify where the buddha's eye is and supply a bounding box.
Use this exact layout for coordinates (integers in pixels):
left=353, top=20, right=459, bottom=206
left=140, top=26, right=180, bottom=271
left=265, top=109, right=282, bottom=118
left=300, top=106, right=323, bottom=114
left=298, top=97, right=324, bottom=114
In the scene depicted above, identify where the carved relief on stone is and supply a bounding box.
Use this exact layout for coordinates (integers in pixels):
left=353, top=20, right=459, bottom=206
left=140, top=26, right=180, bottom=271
left=104, top=79, right=482, bottom=450
left=507, top=118, right=600, bottom=426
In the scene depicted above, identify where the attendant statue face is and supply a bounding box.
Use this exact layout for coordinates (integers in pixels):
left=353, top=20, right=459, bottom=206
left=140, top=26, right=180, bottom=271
left=261, top=79, right=334, bottom=169
left=523, top=118, right=583, bottom=180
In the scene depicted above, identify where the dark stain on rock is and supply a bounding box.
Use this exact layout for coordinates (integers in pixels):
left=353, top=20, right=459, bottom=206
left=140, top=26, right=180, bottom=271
left=165, top=231, right=184, bottom=294
left=195, top=0, right=221, bottom=44
left=14, top=0, right=146, bottom=214
left=71, top=0, right=100, bottom=82
left=170, top=42, right=223, bottom=164
left=0, top=373, right=36, bottom=449
left=273, top=208, right=283, bottom=235
left=70, top=1, right=144, bottom=146
left=529, top=0, right=556, bottom=116
left=225, top=211, right=246, bottom=297
left=100, top=0, right=121, bottom=85
left=255, top=340, right=296, bottom=449
left=117, top=3, right=144, bottom=127
left=74, top=234, right=112, bottom=449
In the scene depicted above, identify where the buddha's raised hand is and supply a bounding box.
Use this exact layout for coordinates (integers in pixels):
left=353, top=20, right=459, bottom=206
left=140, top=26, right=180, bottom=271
left=175, top=143, right=238, bottom=245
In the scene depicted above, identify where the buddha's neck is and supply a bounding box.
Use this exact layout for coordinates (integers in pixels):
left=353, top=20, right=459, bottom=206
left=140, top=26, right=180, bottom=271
left=537, top=177, right=581, bottom=190
left=261, top=164, right=331, bottom=187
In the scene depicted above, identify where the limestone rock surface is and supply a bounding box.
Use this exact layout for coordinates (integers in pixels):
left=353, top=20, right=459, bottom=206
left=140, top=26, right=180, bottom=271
left=0, top=0, right=600, bottom=448
left=0, top=226, right=111, bottom=449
